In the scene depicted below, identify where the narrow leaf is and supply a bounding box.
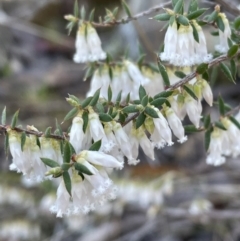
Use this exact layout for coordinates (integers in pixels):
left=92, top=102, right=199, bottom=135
left=234, top=16, right=240, bottom=30
left=183, top=85, right=198, bottom=100
left=173, top=0, right=183, bottom=13
left=153, top=13, right=171, bottom=21
left=108, top=85, right=112, bottom=102
left=44, top=127, right=52, bottom=138
left=196, top=63, right=208, bottom=74
left=11, top=110, right=19, bottom=129
left=229, top=116, right=240, bottom=129
left=75, top=163, right=93, bottom=175
left=116, top=91, right=122, bottom=106
left=208, top=10, right=218, bottom=22
left=74, top=0, right=79, bottom=17
left=4, top=133, right=9, bottom=156
left=96, top=102, right=105, bottom=113
left=216, top=16, right=225, bottom=32
left=191, top=22, right=199, bottom=42
left=230, top=59, right=237, bottom=79
left=218, top=95, right=225, bottom=116
left=63, top=107, right=78, bottom=123
left=154, top=90, right=174, bottom=99
left=157, top=62, right=170, bottom=87
left=174, top=71, right=186, bottom=78
left=89, top=140, right=102, bottom=151
left=81, top=96, right=93, bottom=109
left=2, top=106, right=6, bottom=125
left=89, top=89, right=100, bottom=106
left=184, top=125, right=200, bottom=133
left=188, top=0, right=198, bottom=14
left=41, top=158, right=60, bottom=168
left=99, top=113, right=112, bottom=122
left=227, top=45, right=239, bottom=58
left=215, top=121, right=227, bottom=131
left=82, top=111, right=88, bottom=133
left=139, top=85, right=147, bottom=100
left=220, top=63, right=235, bottom=83
left=136, top=112, right=146, bottom=129
left=63, top=171, right=72, bottom=196
left=177, top=15, right=189, bottom=26
left=141, top=95, right=149, bottom=107
left=204, top=129, right=212, bottom=151
left=21, top=132, right=26, bottom=151
left=187, top=8, right=207, bottom=20
left=64, top=141, right=71, bottom=163
left=150, top=98, right=166, bottom=107
left=121, top=0, right=132, bottom=17
left=89, top=8, right=95, bottom=21
left=122, top=105, right=138, bottom=113
left=203, top=114, right=211, bottom=129
left=144, top=107, right=159, bottom=118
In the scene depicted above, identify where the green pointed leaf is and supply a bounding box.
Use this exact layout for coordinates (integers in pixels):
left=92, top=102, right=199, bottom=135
left=68, top=94, right=80, bottom=104
left=191, top=22, right=199, bottom=42
left=171, top=0, right=178, bottom=7
left=75, top=163, right=93, bottom=175
left=41, top=158, right=60, bottom=168
left=150, top=98, right=167, bottom=107
left=74, top=0, right=79, bottom=17
left=208, top=10, right=218, bottom=22
left=173, top=0, right=183, bottom=13
left=229, top=116, right=240, bottom=129
left=64, top=141, right=71, bottom=163
left=157, top=62, right=170, bottom=87
left=204, top=129, right=212, bottom=151
left=136, top=112, right=146, bottom=129
left=122, top=105, right=138, bottom=113
left=114, top=91, right=121, bottom=107
left=81, top=96, right=93, bottom=108
left=218, top=95, right=225, bottom=116
left=202, top=71, right=209, bottom=81
left=196, top=63, right=208, bottom=74
left=1, top=106, right=6, bottom=125
left=220, top=63, right=235, bottom=83
left=126, top=93, right=130, bottom=104
left=177, top=15, right=189, bottom=26
left=211, top=31, right=219, bottom=36
left=184, top=125, right=200, bottom=133
left=169, top=15, right=175, bottom=26
left=174, top=71, right=186, bottom=78
left=89, top=8, right=95, bottom=21
left=11, top=110, right=19, bottom=129
left=227, top=45, right=239, bottom=58
left=78, top=171, right=85, bottom=180
left=82, top=111, right=88, bottom=133
left=215, top=121, right=227, bottom=131
left=63, top=107, right=78, bottom=123
left=84, top=65, right=95, bottom=81
left=183, top=85, right=198, bottom=100
left=153, top=13, right=171, bottom=21
left=108, top=86, right=112, bottom=102
left=113, top=7, right=119, bottom=17
left=36, top=137, right=41, bottom=149
left=210, top=66, right=218, bottom=86
left=4, top=133, right=9, bottom=156
left=139, top=85, right=147, bottom=100
left=187, top=8, right=207, bottom=20
left=154, top=91, right=174, bottom=99
left=55, top=119, right=63, bottom=136
left=141, top=95, right=149, bottom=107
left=44, top=127, right=52, bottom=138
left=80, top=6, right=86, bottom=20
left=63, top=171, right=72, bottom=196
left=96, top=102, right=105, bottom=113
left=230, top=59, right=237, bottom=79
left=234, top=16, right=240, bottom=30
left=121, top=0, right=132, bottom=17
left=204, top=114, right=211, bottom=129
left=216, top=16, right=225, bottom=32
left=20, top=132, right=26, bottom=151
left=61, top=163, right=72, bottom=171
left=188, top=0, right=198, bottom=14
left=89, top=89, right=100, bottom=106
left=119, top=112, right=127, bottom=124
left=99, top=113, right=112, bottom=122
left=89, top=140, right=102, bottom=151
left=227, top=38, right=233, bottom=48
left=144, top=107, right=159, bottom=118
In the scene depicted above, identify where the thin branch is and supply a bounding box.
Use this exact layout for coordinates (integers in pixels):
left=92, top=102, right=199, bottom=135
left=91, top=1, right=172, bottom=28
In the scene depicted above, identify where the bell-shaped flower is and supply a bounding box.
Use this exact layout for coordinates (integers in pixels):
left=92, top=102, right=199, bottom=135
left=165, top=107, right=187, bottom=143
left=201, top=80, right=213, bottom=106
left=215, top=13, right=231, bottom=53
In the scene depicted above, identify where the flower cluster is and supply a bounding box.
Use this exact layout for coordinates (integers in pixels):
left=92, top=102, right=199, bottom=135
left=73, top=23, right=106, bottom=63
left=160, top=20, right=212, bottom=66
left=87, top=61, right=164, bottom=102
left=207, top=113, right=240, bottom=166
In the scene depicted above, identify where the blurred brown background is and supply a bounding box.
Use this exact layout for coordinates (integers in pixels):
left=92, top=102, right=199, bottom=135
left=0, top=0, right=240, bottom=240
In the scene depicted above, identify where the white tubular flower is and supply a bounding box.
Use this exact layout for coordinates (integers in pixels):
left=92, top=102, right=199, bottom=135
left=160, top=20, right=178, bottom=62
left=40, top=137, right=63, bottom=164
left=151, top=108, right=173, bottom=147
left=130, top=126, right=155, bottom=161
left=69, top=114, right=85, bottom=154
left=101, top=123, right=116, bottom=153
left=113, top=122, right=139, bottom=165
left=189, top=199, right=212, bottom=216
left=88, top=108, right=105, bottom=142
left=111, top=67, right=125, bottom=101
left=142, top=67, right=164, bottom=96
left=192, top=20, right=212, bottom=64
left=173, top=25, right=195, bottom=66
left=87, top=24, right=106, bottom=61
left=119, top=67, right=133, bottom=101
left=184, top=96, right=201, bottom=128
left=165, top=107, right=187, bottom=143
left=206, top=128, right=225, bottom=166
left=125, top=60, right=149, bottom=86
left=73, top=24, right=89, bottom=63
left=215, top=13, right=231, bottom=53
left=201, top=80, right=213, bottom=106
